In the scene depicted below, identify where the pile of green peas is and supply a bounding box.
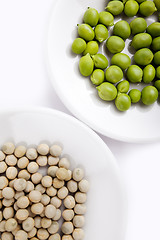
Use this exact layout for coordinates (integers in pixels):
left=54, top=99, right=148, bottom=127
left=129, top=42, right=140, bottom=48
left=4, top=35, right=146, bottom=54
left=71, top=0, right=160, bottom=112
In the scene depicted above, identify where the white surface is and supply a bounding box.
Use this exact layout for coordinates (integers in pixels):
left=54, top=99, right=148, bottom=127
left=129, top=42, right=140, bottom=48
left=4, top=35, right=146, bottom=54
left=47, top=0, right=160, bottom=142
left=0, top=1, right=159, bottom=240
left=0, top=107, right=126, bottom=240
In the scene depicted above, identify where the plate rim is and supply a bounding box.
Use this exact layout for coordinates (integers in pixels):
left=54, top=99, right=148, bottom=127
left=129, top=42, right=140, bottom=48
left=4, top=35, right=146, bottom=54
left=46, top=0, right=160, bottom=144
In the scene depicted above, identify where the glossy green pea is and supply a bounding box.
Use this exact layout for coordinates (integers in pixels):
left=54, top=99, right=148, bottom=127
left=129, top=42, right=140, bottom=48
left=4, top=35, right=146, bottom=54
left=115, top=93, right=131, bottom=111
left=139, top=1, right=157, bottom=16
left=105, top=1, right=124, bottom=15
left=83, top=41, right=99, bottom=55
left=111, top=53, right=131, bottom=70
left=78, top=24, right=95, bottom=41
left=117, top=80, right=130, bottom=93
left=151, top=37, right=160, bottom=52
left=99, top=11, right=114, bottom=27
left=72, top=38, right=86, bottom=54
left=95, top=24, right=108, bottom=43
left=143, top=64, right=156, bottom=83
left=156, top=66, right=160, bottom=78
left=83, top=8, right=99, bottom=27
left=135, top=0, right=146, bottom=3
left=129, top=89, right=141, bottom=103
left=90, top=69, right=105, bottom=85
left=154, top=0, right=160, bottom=11
left=127, top=65, right=143, bottom=83
left=154, top=80, right=160, bottom=91
left=141, top=86, right=158, bottom=105
left=153, top=51, right=160, bottom=65
left=131, top=33, right=152, bottom=50
left=79, top=54, right=94, bottom=76
left=124, top=0, right=139, bottom=17
left=92, top=54, right=108, bottom=69
left=106, top=36, right=125, bottom=54
left=97, top=82, right=117, bottom=101
left=147, top=22, right=160, bottom=37
left=113, top=20, right=131, bottom=39
left=105, top=65, right=123, bottom=84
left=130, top=17, right=147, bottom=35
left=134, top=48, right=153, bottom=66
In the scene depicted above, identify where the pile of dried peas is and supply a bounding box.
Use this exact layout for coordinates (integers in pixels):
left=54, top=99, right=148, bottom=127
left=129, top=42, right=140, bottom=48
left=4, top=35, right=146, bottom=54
left=72, top=0, right=160, bottom=111
left=0, top=142, right=89, bottom=240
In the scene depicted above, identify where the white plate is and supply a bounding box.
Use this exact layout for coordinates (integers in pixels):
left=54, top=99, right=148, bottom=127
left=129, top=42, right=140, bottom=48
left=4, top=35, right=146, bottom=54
left=47, top=0, right=160, bottom=143
left=0, top=107, right=126, bottom=240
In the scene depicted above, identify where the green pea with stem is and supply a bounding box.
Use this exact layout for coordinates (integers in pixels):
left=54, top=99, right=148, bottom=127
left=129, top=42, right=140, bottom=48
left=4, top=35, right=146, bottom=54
left=124, top=0, right=139, bottom=17
left=117, top=80, right=130, bottom=93
left=129, top=89, right=141, bottom=103
left=130, top=17, right=147, bottom=35
left=113, top=20, right=131, bottom=39
left=105, top=1, right=124, bottom=15
left=127, top=65, right=143, bottom=83
left=83, top=41, right=99, bottom=55
left=92, top=54, right=108, bottom=69
left=139, top=1, right=157, bottom=16
left=105, top=65, right=123, bottom=84
left=72, top=38, right=86, bottom=54
left=95, top=24, right=108, bottom=43
left=79, top=54, right=94, bottom=77
left=78, top=24, right=95, bottom=41
left=98, top=11, right=114, bottom=27
left=90, top=69, right=105, bottom=85
left=115, top=93, right=131, bottom=111
left=134, top=48, right=153, bottom=66
left=143, top=65, right=156, bottom=83
left=83, top=7, right=99, bottom=27
left=141, top=86, right=158, bottom=105
left=97, top=82, right=117, bottom=101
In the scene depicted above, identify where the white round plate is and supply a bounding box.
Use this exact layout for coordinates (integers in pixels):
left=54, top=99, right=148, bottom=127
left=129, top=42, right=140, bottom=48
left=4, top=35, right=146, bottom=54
left=47, top=0, right=160, bottom=143
left=0, top=107, right=126, bottom=240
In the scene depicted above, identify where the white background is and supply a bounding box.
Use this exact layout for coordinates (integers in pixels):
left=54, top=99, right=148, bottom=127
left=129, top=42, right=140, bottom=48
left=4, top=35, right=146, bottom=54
left=0, top=0, right=160, bottom=239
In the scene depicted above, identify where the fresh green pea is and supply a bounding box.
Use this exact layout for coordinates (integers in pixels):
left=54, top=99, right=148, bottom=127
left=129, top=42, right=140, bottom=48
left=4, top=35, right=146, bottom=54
left=134, top=48, right=153, bottom=66
left=99, top=11, right=114, bottom=27
left=141, top=86, right=158, bottom=105
left=78, top=24, right=95, bottom=41
left=124, top=0, right=139, bottom=17
left=154, top=0, right=160, bottom=11
left=115, top=93, right=131, bottom=111
left=147, top=22, right=160, bottom=37
left=129, top=89, right=141, bottom=103
left=95, top=24, right=108, bottom=43
left=90, top=69, right=105, bottom=85
left=83, top=41, right=99, bottom=55
left=156, top=66, right=160, bottom=78
left=135, top=0, right=146, bottom=3
left=117, top=80, right=130, bottom=93
left=111, top=53, right=131, bottom=70
left=154, top=80, right=160, bottom=91
left=143, top=65, right=156, bottom=83
left=92, top=54, right=108, bottom=69
left=139, top=1, right=157, bottom=16
left=151, top=37, right=160, bottom=52
left=105, top=1, right=124, bottom=15
left=106, top=36, right=125, bottom=54
left=83, top=7, right=99, bottom=27
left=97, top=82, right=117, bottom=101
left=79, top=54, right=94, bottom=76
left=153, top=51, right=160, bottom=65
left=113, top=20, right=131, bottom=39
left=131, top=33, right=152, bottom=50
left=105, top=65, right=123, bottom=84
left=130, top=17, right=147, bottom=35
left=72, top=38, right=86, bottom=54
left=127, top=65, right=143, bottom=83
